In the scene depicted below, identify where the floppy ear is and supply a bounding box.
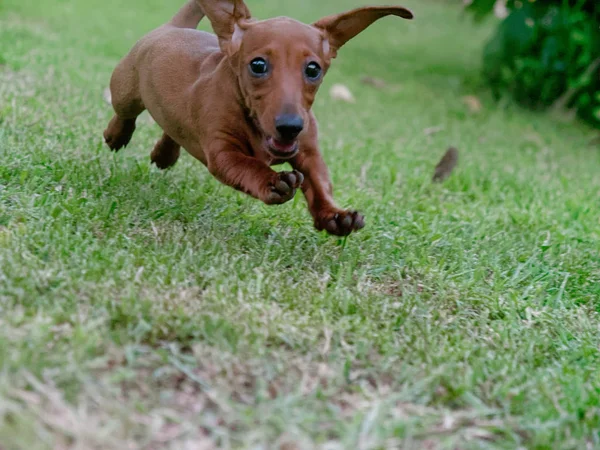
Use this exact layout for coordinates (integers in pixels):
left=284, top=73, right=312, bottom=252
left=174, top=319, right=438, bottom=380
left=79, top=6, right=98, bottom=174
left=313, top=6, right=413, bottom=58
left=196, top=0, right=252, bottom=53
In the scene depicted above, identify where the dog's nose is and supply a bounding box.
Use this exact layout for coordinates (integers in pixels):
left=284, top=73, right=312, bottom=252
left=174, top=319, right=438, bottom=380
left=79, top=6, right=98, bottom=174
left=275, top=114, right=304, bottom=140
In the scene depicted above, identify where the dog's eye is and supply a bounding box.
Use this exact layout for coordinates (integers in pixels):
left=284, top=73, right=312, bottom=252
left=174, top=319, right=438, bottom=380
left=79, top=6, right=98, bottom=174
left=304, top=62, right=322, bottom=81
left=249, top=58, right=269, bottom=76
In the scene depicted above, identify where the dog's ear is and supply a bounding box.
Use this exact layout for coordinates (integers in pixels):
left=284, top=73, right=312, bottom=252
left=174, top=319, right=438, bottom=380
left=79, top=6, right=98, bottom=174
left=196, top=0, right=252, bottom=54
left=313, top=6, right=413, bottom=59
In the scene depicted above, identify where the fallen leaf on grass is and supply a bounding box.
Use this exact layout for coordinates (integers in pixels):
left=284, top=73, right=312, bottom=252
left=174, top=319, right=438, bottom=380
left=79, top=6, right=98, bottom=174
left=433, top=147, right=459, bottom=183
left=359, top=161, right=371, bottom=188
left=360, top=75, right=402, bottom=92
left=329, top=84, right=355, bottom=103
left=103, top=87, right=112, bottom=105
left=494, top=0, right=509, bottom=19
left=279, top=441, right=302, bottom=450
left=423, top=125, right=444, bottom=136
left=360, top=76, right=387, bottom=89
left=461, top=95, right=482, bottom=114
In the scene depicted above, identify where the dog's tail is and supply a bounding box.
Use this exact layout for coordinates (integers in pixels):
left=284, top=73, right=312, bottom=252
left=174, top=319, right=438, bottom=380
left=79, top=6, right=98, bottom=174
left=168, top=0, right=205, bottom=29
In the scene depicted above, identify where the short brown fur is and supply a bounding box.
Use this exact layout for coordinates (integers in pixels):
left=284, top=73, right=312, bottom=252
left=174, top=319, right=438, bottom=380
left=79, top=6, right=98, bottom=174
left=104, top=0, right=413, bottom=236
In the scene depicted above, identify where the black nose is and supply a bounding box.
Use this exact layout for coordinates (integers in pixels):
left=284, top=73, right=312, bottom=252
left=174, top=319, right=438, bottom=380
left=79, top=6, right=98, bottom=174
left=275, top=114, right=304, bottom=140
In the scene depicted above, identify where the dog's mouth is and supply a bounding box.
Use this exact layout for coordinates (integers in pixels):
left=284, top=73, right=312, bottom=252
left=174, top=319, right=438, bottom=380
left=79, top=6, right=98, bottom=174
left=266, top=137, right=299, bottom=158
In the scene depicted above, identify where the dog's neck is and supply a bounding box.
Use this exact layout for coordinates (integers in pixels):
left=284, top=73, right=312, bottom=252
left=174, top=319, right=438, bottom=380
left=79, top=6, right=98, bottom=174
left=236, top=78, right=260, bottom=130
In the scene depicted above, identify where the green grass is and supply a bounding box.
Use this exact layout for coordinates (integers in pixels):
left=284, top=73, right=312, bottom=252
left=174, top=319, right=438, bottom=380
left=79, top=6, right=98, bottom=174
left=1, top=0, right=600, bottom=448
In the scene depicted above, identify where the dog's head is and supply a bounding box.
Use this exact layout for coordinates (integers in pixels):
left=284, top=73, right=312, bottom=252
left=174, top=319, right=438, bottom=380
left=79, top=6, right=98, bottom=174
left=198, top=0, right=413, bottom=158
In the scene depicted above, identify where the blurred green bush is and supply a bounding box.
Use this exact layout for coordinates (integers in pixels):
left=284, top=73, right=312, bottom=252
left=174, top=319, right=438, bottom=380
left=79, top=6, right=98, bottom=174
left=465, top=0, right=600, bottom=128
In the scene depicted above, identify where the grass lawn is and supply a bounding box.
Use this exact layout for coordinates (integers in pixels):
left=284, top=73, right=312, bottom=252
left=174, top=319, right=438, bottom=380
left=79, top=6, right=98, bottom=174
left=1, top=0, right=600, bottom=448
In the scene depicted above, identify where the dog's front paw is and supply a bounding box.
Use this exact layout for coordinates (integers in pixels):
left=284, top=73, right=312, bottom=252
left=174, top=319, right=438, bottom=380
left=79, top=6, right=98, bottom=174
left=315, top=209, right=365, bottom=236
left=104, top=117, right=136, bottom=152
left=263, top=170, right=304, bottom=205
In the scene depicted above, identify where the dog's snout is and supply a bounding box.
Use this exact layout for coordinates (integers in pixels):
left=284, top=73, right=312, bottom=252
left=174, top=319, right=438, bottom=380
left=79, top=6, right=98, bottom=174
left=275, top=114, right=304, bottom=140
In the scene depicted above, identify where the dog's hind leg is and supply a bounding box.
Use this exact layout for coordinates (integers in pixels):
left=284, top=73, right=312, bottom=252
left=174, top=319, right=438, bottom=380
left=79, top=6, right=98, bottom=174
left=151, top=133, right=181, bottom=169
left=104, top=57, right=145, bottom=151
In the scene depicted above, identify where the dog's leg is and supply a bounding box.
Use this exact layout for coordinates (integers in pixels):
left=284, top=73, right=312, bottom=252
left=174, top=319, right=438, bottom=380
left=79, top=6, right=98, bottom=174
left=207, top=147, right=304, bottom=205
left=292, top=149, right=365, bottom=236
left=104, top=56, right=145, bottom=151
left=104, top=115, right=137, bottom=151
left=151, top=133, right=181, bottom=169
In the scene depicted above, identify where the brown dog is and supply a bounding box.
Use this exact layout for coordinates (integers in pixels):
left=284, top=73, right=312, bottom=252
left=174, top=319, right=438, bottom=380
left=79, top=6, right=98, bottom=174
left=104, top=0, right=413, bottom=236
